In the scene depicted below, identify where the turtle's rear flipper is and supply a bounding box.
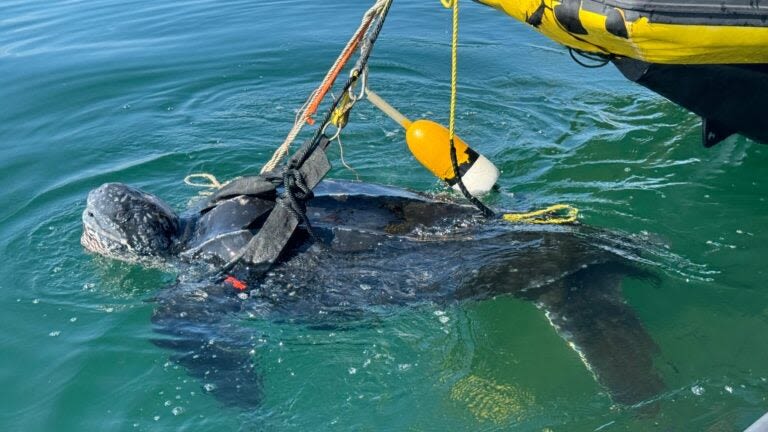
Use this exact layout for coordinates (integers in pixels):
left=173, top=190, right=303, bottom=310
left=526, top=263, right=664, bottom=407
left=150, top=283, right=262, bottom=408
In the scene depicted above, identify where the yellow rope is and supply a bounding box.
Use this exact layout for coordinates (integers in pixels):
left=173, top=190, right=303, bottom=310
left=446, top=0, right=458, bottom=142
left=502, top=204, right=579, bottom=224
left=440, top=0, right=577, bottom=225
left=330, top=91, right=354, bottom=129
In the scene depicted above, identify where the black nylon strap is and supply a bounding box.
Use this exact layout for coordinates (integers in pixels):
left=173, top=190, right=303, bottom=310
left=237, top=136, right=331, bottom=270
left=202, top=177, right=277, bottom=212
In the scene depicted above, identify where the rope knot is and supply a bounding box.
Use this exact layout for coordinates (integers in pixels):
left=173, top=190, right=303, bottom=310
left=284, top=168, right=314, bottom=202
left=280, top=168, right=318, bottom=241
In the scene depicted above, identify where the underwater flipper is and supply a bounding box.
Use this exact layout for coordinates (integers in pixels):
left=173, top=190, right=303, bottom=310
left=150, top=282, right=262, bottom=408
left=526, top=262, right=664, bottom=406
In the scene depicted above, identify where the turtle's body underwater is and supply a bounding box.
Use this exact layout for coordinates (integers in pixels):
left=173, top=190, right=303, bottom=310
left=81, top=178, right=665, bottom=408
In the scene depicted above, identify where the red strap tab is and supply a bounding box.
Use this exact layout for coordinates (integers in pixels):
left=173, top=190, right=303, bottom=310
left=224, top=275, right=247, bottom=291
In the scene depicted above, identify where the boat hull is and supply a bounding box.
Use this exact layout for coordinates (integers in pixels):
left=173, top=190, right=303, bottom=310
left=477, top=0, right=768, bottom=145
left=613, top=59, right=768, bottom=146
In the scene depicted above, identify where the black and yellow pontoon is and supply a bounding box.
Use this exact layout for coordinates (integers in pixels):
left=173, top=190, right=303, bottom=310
left=475, top=0, right=768, bottom=146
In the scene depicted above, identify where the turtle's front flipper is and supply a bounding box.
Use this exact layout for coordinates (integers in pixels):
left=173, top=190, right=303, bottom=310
left=150, top=282, right=262, bottom=408
left=525, top=263, right=664, bottom=406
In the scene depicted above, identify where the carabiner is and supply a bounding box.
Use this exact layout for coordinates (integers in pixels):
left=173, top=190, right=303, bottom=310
left=348, top=67, right=368, bottom=104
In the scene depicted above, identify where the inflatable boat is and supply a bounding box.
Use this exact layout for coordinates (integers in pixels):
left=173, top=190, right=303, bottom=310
left=476, top=0, right=768, bottom=146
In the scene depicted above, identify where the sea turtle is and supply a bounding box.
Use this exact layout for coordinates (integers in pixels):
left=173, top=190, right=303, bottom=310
left=81, top=178, right=664, bottom=408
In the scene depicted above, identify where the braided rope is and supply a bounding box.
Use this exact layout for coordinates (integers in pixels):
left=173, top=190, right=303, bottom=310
left=260, top=0, right=388, bottom=174
left=448, top=0, right=458, bottom=142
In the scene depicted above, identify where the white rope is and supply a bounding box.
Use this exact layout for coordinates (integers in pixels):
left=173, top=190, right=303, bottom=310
left=259, top=0, right=388, bottom=174
left=184, top=173, right=225, bottom=196
left=336, top=135, right=360, bottom=181
left=184, top=173, right=223, bottom=188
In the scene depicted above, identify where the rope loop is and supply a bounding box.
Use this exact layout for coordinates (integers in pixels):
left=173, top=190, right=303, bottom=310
left=502, top=204, right=579, bottom=224
left=322, top=121, right=343, bottom=141
left=183, top=173, right=223, bottom=189
left=184, top=173, right=226, bottom=196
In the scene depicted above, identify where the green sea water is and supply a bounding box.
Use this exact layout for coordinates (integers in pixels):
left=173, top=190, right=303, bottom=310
left=1, top=1, right=767, bottom=430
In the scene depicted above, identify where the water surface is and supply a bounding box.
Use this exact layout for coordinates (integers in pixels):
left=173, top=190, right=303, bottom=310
left=2, top=1, right=767, bottom=430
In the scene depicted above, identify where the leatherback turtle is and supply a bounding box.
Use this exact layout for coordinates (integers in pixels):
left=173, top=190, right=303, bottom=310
left=81, top=178, right=665, bottom=408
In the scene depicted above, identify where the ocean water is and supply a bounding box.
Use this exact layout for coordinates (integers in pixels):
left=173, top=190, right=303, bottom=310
left=2, top=0, right=767, bottom=430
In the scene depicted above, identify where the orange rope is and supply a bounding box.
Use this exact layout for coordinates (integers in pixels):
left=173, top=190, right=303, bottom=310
left=260, top=0, right=386, bottom=174
left=304, top=15, right=374, bottom=125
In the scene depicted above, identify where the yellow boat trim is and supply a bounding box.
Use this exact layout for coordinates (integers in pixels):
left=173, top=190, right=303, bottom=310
left=477, top=0, right=768, bottom=64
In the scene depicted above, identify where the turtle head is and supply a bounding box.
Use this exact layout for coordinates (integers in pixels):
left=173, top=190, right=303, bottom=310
left=81, top=183, right=180, bottom=263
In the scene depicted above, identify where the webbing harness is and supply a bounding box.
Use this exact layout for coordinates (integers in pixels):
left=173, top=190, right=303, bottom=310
left=214, top=1, right=394, bottom=282
left=239, top=136, right=332, bottom=270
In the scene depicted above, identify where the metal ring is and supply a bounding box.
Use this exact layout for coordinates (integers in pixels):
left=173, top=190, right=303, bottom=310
left=321, top=122, right=342, bottom=141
